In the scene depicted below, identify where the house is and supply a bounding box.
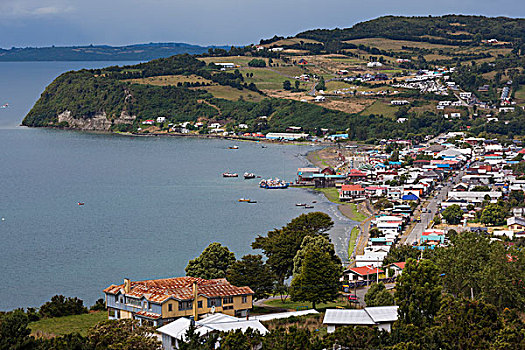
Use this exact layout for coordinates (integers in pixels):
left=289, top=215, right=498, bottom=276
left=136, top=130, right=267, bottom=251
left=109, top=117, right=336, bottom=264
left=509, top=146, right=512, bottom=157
left=314, top=96, right=326, bottom=102
left=459, top=92, right=472, bottom=99
left=158, top=313, right=268, bottom=349
left=142, top=120, right=155, bottom=125
left=209, top=122, right=222, bottom=129
left=507, top=216, right=525, bottom=231
left=298, top=59, right=308, bottom=65
left=214, top=63, right=235, bottom=69
left=367, top=62, right=383, bottom=68
left=265, top=133, right=310, bottom=141
left=389, top=262, right=406, bottom=277
left=324, top=306, right=399, bottom=333
left=339, top=184, right=365, bottom=201
left=346, top=169, right=368, bottom=182
left=104, top=277, right=254, bottom=326
left=344, top=265, right=384, bottom=282
left=157, top=117, right=166, bottom=124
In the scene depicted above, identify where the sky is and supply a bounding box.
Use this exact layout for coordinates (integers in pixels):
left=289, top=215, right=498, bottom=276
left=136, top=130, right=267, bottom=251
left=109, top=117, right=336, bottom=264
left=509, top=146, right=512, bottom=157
left=0, top=0, right=524, bottom=48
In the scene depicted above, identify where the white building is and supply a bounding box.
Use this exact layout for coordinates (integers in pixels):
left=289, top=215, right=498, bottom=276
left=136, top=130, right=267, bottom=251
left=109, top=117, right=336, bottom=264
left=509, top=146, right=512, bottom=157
left=156, top=117, right=166, bottom=123
left=324, top=306, right=399, bottom=333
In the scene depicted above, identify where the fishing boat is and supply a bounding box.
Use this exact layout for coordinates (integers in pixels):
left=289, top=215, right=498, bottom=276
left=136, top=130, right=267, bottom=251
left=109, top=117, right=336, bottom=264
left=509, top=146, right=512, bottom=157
left=229, top=145, right=239, bottom=149
left=0, top=104, right=8, bottom=109
left=304, top=205, right=314, bottom=209
left=248, top=200, right=257, bottom=204
left=259, top=178, right=289, bottom=189
left=244, top=172, right=256, bottom=179
left=261, top=145, right=267, bottom=148
left=238, top=198, right=251, bottom=202
left=223, top=172, right=238, bottom=177
left=296, top=203, right=306, bottom=207
left=78, top=202, right=85, bottom=206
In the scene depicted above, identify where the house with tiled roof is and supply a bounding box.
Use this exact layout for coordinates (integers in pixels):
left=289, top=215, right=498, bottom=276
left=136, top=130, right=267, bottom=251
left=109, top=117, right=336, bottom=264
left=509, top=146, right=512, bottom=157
left=343, top=265, right=384, bottom=282
left=339, top=184, right=365, bottom=201
left=104, top=277, right=254, bottom=326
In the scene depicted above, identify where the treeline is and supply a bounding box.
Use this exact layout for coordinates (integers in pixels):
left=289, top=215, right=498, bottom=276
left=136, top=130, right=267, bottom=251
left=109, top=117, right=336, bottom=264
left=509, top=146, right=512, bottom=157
left=297, top=15, right=525, bottom=46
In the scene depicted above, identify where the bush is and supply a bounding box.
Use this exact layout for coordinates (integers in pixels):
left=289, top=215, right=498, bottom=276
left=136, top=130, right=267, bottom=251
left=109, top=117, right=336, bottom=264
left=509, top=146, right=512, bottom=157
left=248, top=59, right=266, bottom=67
left=39, top=295, right=88, bottom=318
left=90, top=298, right=107, bottom=312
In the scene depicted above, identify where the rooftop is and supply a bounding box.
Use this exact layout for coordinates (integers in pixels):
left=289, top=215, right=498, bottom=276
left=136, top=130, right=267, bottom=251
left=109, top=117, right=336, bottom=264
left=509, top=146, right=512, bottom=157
left=104, top=277, right=253, bottom=303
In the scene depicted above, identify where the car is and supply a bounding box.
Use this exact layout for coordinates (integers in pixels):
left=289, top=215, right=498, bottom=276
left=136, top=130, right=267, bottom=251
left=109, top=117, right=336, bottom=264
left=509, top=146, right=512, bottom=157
left=348, top=294, right=359, bottom=303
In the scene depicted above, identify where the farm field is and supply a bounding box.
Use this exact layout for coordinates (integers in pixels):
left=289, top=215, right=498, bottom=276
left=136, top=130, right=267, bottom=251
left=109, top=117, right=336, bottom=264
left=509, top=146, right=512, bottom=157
left=127, top=74, right=213, bottom=86
left=196, top=85, right=263, bottom=102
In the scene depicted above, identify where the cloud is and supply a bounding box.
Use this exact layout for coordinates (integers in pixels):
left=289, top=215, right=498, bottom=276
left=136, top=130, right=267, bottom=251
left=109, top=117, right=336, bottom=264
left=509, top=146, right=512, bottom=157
left=0, top=1, right=74, bottom=18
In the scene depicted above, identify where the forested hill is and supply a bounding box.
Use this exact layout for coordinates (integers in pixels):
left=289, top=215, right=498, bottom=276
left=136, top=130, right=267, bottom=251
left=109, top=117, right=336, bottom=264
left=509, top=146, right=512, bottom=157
left=295, top=15, right=525, bottom=46
left=0, top=43, right=229, bottom=61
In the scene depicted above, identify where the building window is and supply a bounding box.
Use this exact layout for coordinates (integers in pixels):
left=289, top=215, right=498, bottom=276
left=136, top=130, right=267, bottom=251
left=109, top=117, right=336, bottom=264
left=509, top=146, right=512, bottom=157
left=223, top=297, right=233, bottom=304
left=178, top=301, right=193, bottom=311
left=168, top=303, right=173, bottom=312
left=197, top=301, right=202, bottom=309
left=126, top=298, right=141, bottom=307
left=207, top=298, right=222, bottom=308
left=242, top=296, right=248, bottom=304
left=119, top=296, right=124, bottom=304
left=223, top=305, right=234, bottom=310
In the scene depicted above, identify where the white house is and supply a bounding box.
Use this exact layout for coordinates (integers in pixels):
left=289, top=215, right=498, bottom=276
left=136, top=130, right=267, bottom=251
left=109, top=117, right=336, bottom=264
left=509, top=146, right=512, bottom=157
left=367, top=62, right=383, bottom=68
left=324, top=306, right=399, bottom=333
left=156, top=117, right=166, bottom=124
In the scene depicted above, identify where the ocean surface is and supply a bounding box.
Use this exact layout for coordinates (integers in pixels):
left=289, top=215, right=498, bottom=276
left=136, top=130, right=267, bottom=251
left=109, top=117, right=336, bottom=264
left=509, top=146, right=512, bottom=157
left=0, top=62, right=357, bottom=311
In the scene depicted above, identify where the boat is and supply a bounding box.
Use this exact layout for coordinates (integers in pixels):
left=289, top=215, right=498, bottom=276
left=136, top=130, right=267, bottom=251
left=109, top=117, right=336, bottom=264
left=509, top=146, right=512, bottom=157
left=312, top=200, right=317, bottom=203
left=78, top=202, right=85, bottom=206
left=261, top=145, right=267, bottom=148
left=296, top=203, right=306, bottom=207
left=223, top=172, right=238, bottom=177
left=244, top=172, right=256, bottom=179
left=0, top=103, right=8, bottom=109
left=238, top=198, right=251, bottom=202
left=229, top=145, right=239, bottom=149
left=305, top=205, right=314, bottom=209
left=259, top=178, right=289, bottom=189
left=248, top=200, right=257, bottom=204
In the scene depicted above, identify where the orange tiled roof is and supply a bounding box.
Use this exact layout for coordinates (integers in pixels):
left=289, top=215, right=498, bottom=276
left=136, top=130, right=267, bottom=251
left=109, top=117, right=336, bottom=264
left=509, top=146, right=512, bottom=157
left=104, top=277, right=253, bottom=303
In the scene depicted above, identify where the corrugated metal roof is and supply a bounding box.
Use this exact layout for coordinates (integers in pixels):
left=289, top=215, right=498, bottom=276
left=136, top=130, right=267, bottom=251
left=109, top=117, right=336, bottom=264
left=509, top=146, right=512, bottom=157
left=365, top=306, right=399, bottom=323
left=323, top=309, right=375, bottom=325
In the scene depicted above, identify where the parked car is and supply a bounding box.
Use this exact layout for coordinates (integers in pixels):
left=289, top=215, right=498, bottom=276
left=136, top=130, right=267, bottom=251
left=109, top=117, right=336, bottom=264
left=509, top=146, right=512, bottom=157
left=348, top=294, right=358, bottom=303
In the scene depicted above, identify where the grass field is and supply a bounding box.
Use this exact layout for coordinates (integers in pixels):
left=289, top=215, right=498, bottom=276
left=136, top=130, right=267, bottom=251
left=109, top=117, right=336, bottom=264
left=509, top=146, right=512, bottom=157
left=30, top=312, right=107, bottom=337
left=128, top=74, right=212, bottom=86
left=325, top=80, right=354, bottom=92
left=347, top=203, right=368, bottom=222
left=348, top=226, right=360, bottom=257
left=313, top=187, right=343, bottom=204
left=199, top=56, right=256, bottom=66
left=360, top=100, right=400, bottom=119
left=197, top=85, right=263, bottom=102
left=243, top=68, right=292, bottom=90
left=515, top=86, right=525, bottom=101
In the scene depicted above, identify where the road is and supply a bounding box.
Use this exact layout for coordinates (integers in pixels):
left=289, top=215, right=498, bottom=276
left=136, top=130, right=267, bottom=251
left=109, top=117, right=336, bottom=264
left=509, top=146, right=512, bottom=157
left=403, top=170, right=464, bottom=244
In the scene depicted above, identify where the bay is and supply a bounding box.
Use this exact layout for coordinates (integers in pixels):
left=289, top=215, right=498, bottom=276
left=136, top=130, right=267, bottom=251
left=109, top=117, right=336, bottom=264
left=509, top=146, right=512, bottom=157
left=0, top=62, right=356, bottom=311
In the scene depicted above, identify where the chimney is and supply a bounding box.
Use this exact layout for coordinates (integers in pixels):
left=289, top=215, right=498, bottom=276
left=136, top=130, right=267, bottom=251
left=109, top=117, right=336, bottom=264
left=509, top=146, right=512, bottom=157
left=192, top=281, right=198, bottom=321
left=124, top=278, right=131, bottom=293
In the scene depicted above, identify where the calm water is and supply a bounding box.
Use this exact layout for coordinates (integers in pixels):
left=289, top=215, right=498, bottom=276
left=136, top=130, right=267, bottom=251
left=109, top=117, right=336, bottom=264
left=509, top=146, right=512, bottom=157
left=0, top=62, right=356, bottom=311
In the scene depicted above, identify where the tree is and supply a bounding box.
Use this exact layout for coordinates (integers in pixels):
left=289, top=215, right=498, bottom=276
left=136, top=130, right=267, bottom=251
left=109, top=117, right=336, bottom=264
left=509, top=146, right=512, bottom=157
left=177, top=324, right=218, bottom=350
left=292, top=235, right=341, bottom=276
left=294, top=80, right=300, bottom=90
left=282, top=80, right=292, bottom=90
left=185, top=242, right=236, bottom=280
left=364, top=282, right=395, bottom=307
left=219, top=329, right=262, bottom=350
left=316, top=76, right=325, bottom=91
left=247, top=59, right=266, bottom=67
left=252, top=212, right=333, bottom=283
left=90, top=298, right=107, bottom=312
left=431, top=296, right=502, bottom=350
left=0, top=310, right=36, bottom=350
left=480, top=203, right=507, bottom=226
left=39, top=295, right=88, bottom=318
left=262, top=327, right=324, bottom=350
left=395, top=259, right=442, bottom=328
left=226, top=255, right=276, bottom=300
left=88, top=319, right=161, bottom=350
left=382, top=245, right=420, bottom=266
left=441, top=204, right=463, bottom=225
left=290, top=247, right=341, bottom=309
left=324, top=326, right=383, bottom=350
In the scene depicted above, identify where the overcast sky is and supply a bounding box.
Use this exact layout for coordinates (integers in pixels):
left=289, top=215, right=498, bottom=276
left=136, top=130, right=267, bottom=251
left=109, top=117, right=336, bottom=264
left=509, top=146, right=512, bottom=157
left=0, top=0, right=524, bottom=48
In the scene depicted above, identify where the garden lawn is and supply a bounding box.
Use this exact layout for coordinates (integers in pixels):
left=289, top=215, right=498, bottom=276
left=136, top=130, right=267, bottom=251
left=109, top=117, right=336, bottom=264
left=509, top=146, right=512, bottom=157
left=30, top=311, right=107, bottom=337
